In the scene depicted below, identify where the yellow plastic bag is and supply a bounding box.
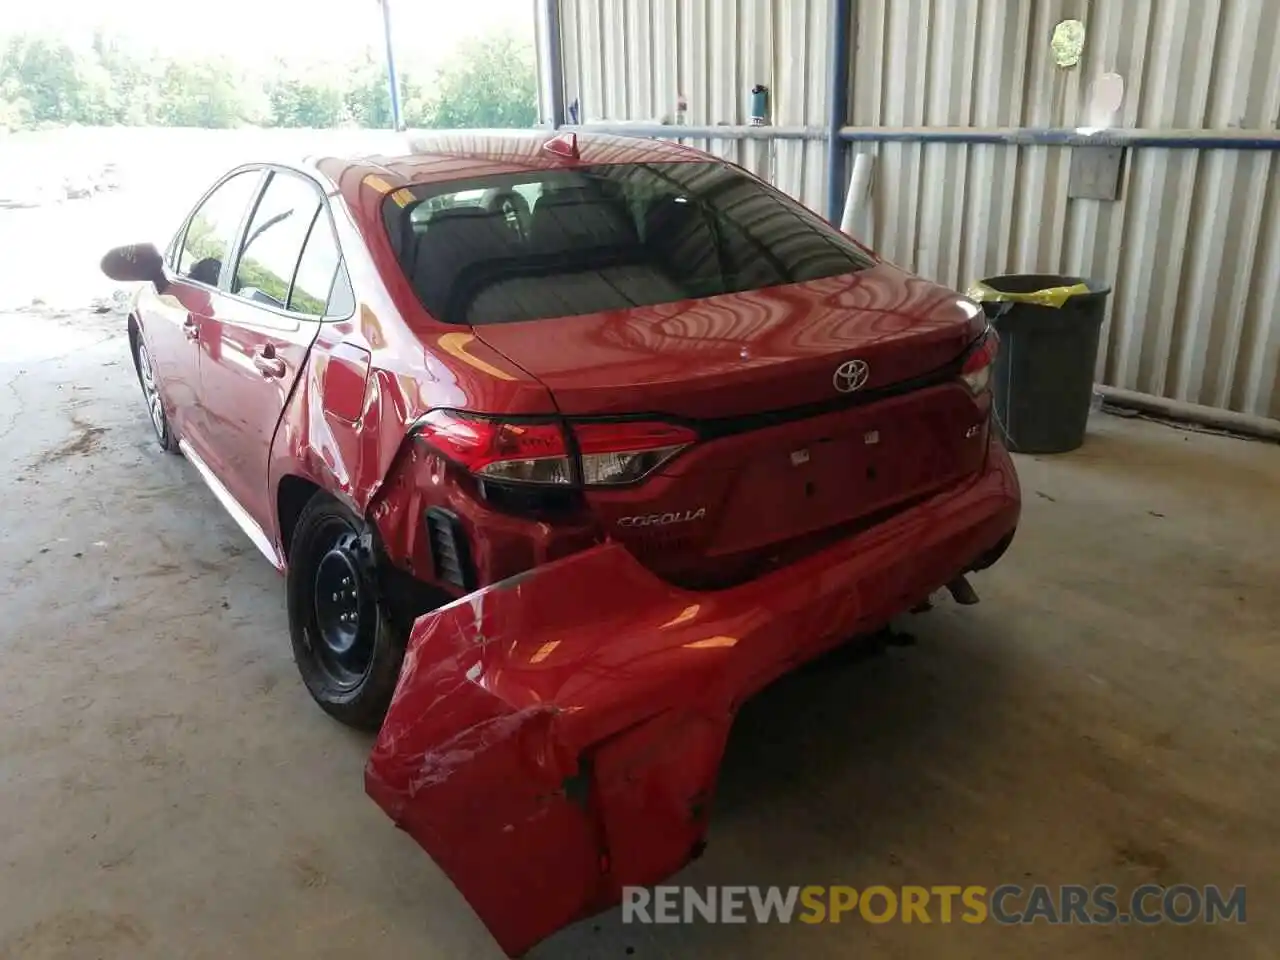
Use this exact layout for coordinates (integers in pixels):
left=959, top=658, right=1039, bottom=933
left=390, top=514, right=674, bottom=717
left=966, top=280, right=1091, bottom=309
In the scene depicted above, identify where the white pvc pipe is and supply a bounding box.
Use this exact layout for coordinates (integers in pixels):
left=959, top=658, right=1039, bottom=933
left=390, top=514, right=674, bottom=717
left=840, top=152, right=874, bottom=236
left=1094, top=386, right=1280, bottom=442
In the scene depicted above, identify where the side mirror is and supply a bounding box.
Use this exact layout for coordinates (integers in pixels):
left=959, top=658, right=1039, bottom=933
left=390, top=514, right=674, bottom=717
left=101, top=243, right=168, bottom=291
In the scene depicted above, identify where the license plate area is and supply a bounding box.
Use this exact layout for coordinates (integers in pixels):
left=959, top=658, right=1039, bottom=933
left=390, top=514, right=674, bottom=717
left=707, top=402, right=974, bottom=557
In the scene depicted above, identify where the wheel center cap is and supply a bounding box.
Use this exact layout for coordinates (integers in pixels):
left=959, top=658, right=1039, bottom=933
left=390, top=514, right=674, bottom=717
left=314, top=548, right=363, bottom=656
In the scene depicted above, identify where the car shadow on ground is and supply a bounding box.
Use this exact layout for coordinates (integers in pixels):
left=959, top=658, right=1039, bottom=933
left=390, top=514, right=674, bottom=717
left=535, top=609, right=1019, bottom=957
left=713, top=615, right=1010, bottom=848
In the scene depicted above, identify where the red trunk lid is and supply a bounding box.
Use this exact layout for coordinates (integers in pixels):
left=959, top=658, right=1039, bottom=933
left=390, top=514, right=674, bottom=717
left=475, top=265, right=992, bottom=586
left=472, top=264, right=984, bottom=418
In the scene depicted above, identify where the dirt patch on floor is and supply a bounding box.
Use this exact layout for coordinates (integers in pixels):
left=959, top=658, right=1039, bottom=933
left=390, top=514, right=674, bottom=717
left=30, top=412, right=107, bottom=469
left=0, top=910, right=150, bottom=960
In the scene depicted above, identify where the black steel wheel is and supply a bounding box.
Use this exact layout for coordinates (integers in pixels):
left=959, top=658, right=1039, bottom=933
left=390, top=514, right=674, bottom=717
left=287, top=494, right=406, bottom=730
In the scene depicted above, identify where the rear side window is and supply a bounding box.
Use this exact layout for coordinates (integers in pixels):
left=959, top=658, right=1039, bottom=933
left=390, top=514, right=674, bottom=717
left=383, top=161, right=875, bottom=326
left=175, top=171, right=261, bottom=287
left=291, top=213, right=342, bottom=315
left=232, top=171, right=322, bottom=311
left=327, top=265, right=356, bottom=317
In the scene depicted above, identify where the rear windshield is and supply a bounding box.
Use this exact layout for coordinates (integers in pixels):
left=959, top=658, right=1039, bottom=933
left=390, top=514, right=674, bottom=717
left=382, top=161, right=875, bottom=326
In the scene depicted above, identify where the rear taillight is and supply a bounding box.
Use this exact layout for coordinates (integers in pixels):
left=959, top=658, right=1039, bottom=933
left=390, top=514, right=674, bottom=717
left=960, top=329, right=999, bottom=395
left=572, top=421, right=697, bottom=485
left=411, top=410, right=574, bottom=485
left=411, top=411, right=696, bottom=487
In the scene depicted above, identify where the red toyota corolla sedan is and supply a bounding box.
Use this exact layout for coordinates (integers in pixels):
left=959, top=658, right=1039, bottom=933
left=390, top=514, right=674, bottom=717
left=103, top=130, right=1020, bottom=955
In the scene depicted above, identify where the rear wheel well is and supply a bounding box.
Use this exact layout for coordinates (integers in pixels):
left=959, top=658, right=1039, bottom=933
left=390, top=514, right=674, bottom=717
left=278, top=475, right=323, bottom=562
left=278, top=475, right=450, bottom=631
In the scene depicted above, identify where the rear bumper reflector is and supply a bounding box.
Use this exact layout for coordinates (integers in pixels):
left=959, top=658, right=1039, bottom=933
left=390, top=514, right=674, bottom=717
left=424, top=507, right=475, bottom=591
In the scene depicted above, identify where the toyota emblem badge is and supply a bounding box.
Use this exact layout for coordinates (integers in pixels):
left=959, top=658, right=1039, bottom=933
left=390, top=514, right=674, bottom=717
left=833, top=358, right=870, bottom=393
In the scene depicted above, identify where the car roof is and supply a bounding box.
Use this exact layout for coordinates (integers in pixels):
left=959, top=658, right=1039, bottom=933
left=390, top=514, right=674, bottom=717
left=308, top=130, right=713, bottom=199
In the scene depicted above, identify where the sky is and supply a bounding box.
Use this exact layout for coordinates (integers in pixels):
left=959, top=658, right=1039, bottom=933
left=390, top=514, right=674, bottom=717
left=2, top=0, right=535, bottom=67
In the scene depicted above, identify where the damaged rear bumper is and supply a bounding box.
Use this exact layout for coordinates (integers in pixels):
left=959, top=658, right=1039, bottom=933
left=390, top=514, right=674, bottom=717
left=365, top=440, right=1021, bottom=956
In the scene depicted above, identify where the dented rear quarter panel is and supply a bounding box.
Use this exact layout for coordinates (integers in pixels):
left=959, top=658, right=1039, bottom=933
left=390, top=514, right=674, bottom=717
left=265, top=183, right=555, bottom=561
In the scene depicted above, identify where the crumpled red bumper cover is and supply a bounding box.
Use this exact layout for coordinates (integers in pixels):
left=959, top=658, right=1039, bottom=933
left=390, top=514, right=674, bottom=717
left=365, top=441, right=1020, bottom=956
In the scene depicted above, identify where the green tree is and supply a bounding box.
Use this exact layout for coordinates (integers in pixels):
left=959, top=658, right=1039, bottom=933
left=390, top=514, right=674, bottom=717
left=0, top=37, right=32, bottom=129
left=421, top=31, right=537, bottom=129
left=0, top=27, right=538, bottom=132
left=267, top=62, right=347, bottom=128
left=1, top=36, right=87, bottom=125
left=90, top=31, right=161, bottom=125
left=153, top=59, right=257, bottom=128
left=345, top=56, right=395, bottom=129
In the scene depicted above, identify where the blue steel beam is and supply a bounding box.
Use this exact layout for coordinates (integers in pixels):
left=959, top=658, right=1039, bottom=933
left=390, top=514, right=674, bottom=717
left=825, top=0, right=853, bottom=223
left=561, top=124, right=824, bottom=140
left=543, top=0, right=567, bottom=128
left=380, top=0, right=404, bottom=131
left=838, top=126, right=1280, bottom=150
left=558, top=124, right=1280, bottom=153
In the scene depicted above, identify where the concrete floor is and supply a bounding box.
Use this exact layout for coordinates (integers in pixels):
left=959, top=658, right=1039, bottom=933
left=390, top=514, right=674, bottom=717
left=2, top=304, right=1278, bottom=960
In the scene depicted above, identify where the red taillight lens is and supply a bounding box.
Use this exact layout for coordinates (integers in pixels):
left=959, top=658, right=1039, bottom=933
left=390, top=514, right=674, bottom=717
left=960, top=329, right=999, bottom=395
left=412, top=412, right=696, bottom=487
left=412, top=410, right=574, bottom=485
left=573, top=420, right=697, bottom=485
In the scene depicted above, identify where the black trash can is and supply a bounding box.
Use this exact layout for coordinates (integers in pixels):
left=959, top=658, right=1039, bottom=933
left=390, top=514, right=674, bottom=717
left=971, top=274, right=1110, bottom=455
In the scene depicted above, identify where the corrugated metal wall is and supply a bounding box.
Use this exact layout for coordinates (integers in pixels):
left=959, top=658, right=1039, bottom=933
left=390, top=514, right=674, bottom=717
left=548, top=0, right=1280, bottom=420
left=558, top=0, right=834, bottom=209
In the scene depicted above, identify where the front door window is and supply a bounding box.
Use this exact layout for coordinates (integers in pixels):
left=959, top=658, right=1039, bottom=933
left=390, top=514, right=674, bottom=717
left=175, top=171, right=261, bottom=287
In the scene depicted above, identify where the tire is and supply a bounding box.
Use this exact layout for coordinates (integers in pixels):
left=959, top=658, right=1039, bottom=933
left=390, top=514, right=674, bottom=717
left=286, top=493, right=405, bottom=730
left=131, top=332, right=180, bottom=453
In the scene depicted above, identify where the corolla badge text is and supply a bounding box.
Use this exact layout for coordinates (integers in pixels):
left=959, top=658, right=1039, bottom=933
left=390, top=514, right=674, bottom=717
left=617, top=508, right=707, bottom=528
